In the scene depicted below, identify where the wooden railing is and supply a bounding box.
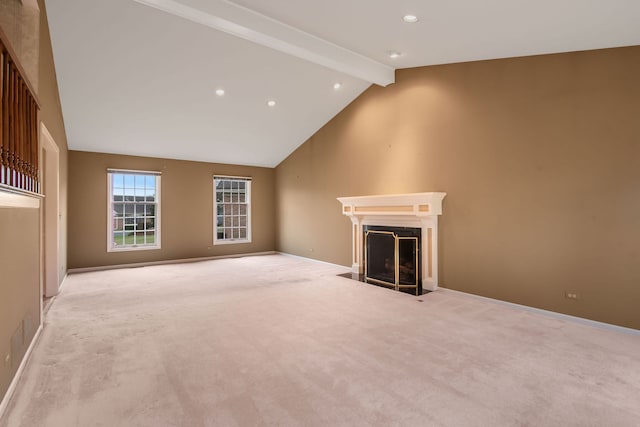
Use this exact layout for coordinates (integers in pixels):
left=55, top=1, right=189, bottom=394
left=0, top=36, right=40, bottom=194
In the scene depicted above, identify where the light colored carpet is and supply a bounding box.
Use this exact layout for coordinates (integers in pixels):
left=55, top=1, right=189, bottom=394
left=2, top=254, right=639, bottom=427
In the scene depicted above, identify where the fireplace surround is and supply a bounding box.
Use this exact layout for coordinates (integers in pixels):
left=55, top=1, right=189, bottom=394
left=337, top=193, right=446, bottom=291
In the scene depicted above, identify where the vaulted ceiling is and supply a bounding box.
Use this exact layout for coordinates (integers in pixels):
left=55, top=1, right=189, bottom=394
left=46, top=0, right=640, bottom=167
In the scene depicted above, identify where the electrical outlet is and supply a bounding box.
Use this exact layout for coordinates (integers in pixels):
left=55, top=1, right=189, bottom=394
left=565, top=291, right=580, bottom=300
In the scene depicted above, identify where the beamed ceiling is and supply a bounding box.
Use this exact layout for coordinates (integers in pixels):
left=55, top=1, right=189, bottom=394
left=45, top=0, right=640, bottom=167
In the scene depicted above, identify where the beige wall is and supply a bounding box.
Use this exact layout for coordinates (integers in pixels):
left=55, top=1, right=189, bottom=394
left=68, top=151, right=276, bottom=269
left=0, top=0, right=69, bottom=400
left=276, top=46, right=640, bottom=329
left=0, top=209, right=40, bottom=403
left=39, top=0, right=68, bottom=285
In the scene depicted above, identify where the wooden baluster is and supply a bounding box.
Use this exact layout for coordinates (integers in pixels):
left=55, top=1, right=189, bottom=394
left=17, top=74, right=24, bottom=190
left=2, top=52, right=8, bottom=185
left=8, top=61, right=14, bottom=186
left=0, top=48, right=5, bottom=186
left=0, top=41, right=41, bottom=193
left=2, top=54, right=7, bottom=185
left=31, top=98, right=37, bottom=192
left=24, top=84, right=31, bottom=191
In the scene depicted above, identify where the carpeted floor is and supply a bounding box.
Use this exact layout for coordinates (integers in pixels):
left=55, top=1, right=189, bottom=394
left=2, top=254, right=639, bottom=426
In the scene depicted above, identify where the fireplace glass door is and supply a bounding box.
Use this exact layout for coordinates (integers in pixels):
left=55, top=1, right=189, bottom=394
left=364, top=226, right=421, bottom=295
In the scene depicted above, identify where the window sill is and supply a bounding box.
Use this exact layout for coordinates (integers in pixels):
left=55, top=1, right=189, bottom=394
left=107, top=245, right=162, bottom=253
left=213, top=239, right=252, bottom=246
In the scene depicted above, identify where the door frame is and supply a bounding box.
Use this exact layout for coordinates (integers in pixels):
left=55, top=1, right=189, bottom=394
left=40, top=123, right=60, bottom=298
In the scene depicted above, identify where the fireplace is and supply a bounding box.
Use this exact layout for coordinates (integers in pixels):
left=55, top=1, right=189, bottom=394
left=364, top=225, right=421, bottom=295
left=337, top=193, right=446, bottom=291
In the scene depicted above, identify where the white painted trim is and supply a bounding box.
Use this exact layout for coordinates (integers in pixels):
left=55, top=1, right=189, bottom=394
left=0, top=324, right=43, bottom=421
left=438, top=288, right=640, bottom=336
left=58, top=273, right=69, bottom=293
left=67, top=251, right=277, bottom=274
left=40, top=125, right=59, bottom=153
left=106, top=168, right=162, bottom=176
left=41, top=123, right=61, bottom=298
left=337, top=192, right=447, bottom=291
left=132, top=0, right=394, bottom=86
left=0, top=190, right=41, bottom=208
left=213, top=176, right=252, bottom=246
left=107, top=171, right=162, bottom=252
left=278, top=252, right=350, bottom=270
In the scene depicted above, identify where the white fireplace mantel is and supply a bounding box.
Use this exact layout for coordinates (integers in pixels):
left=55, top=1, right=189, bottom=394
left=337, top=192, right=446, bottom=291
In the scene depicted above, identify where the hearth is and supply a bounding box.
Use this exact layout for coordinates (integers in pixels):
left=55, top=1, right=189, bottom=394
left=364, top=225, right=421, bottom=295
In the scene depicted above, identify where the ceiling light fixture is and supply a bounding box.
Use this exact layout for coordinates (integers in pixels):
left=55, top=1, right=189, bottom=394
left=215, top=89, right=225, bottom=96
left=333, top=82, right=342, bottom=90
left=267, top=100, right=276, bottom=107
left=403, top=14, right=419, bottom=23
left=388, top=51, right=402, bottom=59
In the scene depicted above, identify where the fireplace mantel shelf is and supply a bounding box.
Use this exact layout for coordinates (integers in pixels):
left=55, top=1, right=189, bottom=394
left=337, top=192, right=446, bottom=291
left=337, top=192, right=446, bottom=217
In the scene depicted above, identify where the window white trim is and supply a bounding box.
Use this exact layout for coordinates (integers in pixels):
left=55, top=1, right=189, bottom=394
left=213, top=176, right=252, bottom=245
left=107, top=170, right=162, bottom=252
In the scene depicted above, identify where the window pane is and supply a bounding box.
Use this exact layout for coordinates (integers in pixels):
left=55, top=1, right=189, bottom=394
left=113, top=232, right=124, bottom=246
left=146, top=204, right=155, bottom=216
left=146, top=218, right=155, bottom=230
left=135, top=175, right=145, bottom=188
left=217, top=231, right=224, bottom=239
left=135, top=232, right=145, bottom=245
left=145, top=175, right=155, bottom=189
left=145, top=190, right=155, bottom=202
left=113, top=203, right=124, bottom=218
left=240, top=216, right=246, bottom=227
left=216, top=191, right=223, bottom=203
left=124, top=175, right=135, bottom=189
left=233, top=229, right=239, bottom=239
left=239, top=228, right=247, bottom=239
left=114, top=218, right=124, bottom=231
left=113, top=174, right=124, bottom=187
left=239, top=205, right=246, bottom=216
left=238, top=181, right=245, bottom=190
left=146, top=232, right=155, bottom=245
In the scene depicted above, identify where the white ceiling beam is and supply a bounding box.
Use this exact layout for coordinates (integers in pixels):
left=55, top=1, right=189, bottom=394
left=131, top=0, right=395, bottom=86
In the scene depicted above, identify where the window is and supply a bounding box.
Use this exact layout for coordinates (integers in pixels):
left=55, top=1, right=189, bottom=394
left=214, top=176, right=251, bottom=245
left=107, top=169, right=161, bottom=252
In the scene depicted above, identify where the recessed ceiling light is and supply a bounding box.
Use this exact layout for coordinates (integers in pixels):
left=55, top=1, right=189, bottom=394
left=403, top=14, right=419, bottom=23
left=215, top=89, right=225, bottom=96
left=333, top=82, right=342, bottom=90
left=388, top=51, right=402, bottom=59
left=267, top=100, right=276, bottom=107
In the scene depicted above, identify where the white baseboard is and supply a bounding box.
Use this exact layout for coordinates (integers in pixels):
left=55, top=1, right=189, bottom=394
left=438, top=287, right=640, bottom=336
left=0, top=323, right=43, bottom=421
left=277, top=252, right=350, bottom=270
left=67, top=251, right=277, bottom=274
left=58, top=272, right=68, bottom=292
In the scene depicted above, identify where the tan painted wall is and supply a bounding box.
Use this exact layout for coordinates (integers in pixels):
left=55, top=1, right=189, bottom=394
left=68, top=151, right=276, bottom=269
left=0, top=209, right=40, bottom=403
left=39, top=0, right=68, bottom=282
left=276, top=46, right=640, bottom=329
left=0, top=0, right=69, bottom=400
